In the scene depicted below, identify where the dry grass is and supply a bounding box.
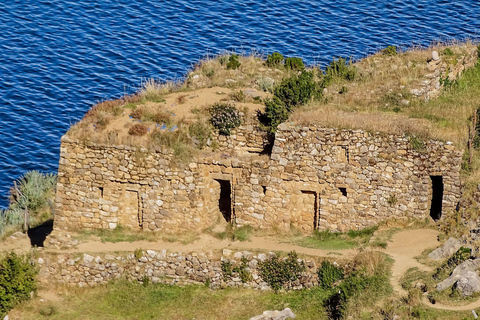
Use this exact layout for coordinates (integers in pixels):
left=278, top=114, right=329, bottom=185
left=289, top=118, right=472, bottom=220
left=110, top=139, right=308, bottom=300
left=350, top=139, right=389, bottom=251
left=186, top=53, right=292, bottom=90
left=293, top=42, right=479, bottom=146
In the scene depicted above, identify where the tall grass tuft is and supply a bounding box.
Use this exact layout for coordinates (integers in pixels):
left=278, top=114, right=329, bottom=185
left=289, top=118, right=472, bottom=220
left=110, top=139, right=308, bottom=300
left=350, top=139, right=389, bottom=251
left=0, top=171, right=56, bottom=236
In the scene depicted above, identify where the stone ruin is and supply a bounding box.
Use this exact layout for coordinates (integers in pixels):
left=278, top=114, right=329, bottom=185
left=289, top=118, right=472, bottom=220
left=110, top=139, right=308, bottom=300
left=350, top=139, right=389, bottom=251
left=54, top=119, right=462, bottom=234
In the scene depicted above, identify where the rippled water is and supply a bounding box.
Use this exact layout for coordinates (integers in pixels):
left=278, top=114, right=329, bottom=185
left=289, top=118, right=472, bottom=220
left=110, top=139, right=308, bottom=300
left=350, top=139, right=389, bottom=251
left=0, top=0, right=479, bottom=207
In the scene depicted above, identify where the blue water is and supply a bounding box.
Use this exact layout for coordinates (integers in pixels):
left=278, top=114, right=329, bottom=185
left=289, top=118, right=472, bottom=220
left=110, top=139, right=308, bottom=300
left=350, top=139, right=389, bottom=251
left=0, top=1, right=479, bottom=207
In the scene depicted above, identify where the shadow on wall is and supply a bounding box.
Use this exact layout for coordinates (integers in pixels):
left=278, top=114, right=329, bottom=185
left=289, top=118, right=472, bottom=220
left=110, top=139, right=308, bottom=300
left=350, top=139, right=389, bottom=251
left=27, top=219, right=53, bottom=247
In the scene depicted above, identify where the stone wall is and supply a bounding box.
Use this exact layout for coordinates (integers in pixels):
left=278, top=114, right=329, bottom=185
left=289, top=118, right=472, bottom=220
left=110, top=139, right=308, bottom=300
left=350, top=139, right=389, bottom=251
left=37, top=250, right=319, bottom=290
left=55, top=124, right=462, bottom=233
left=412, top=46, right=478, bottom=101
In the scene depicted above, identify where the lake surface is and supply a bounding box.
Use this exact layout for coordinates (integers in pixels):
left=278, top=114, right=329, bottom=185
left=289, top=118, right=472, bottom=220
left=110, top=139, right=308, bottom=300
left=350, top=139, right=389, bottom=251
left=0, top=0, right=479, bottom=207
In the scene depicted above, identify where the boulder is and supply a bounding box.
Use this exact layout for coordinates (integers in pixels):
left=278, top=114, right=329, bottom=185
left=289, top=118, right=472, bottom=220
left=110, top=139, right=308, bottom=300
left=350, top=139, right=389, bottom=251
left=249, top=308, right=295, bottom=320
left=453, top=271, right=480, bottom=296
left=432, top=51, right=440, bottom=61
left=428, top=238, right=462, bottom=260
left=437, top=259, right=480, bottom=291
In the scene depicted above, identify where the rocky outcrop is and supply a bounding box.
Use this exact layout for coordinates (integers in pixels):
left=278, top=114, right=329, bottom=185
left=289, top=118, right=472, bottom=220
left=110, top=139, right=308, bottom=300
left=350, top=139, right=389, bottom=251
left=436, top=259, right=480, bottom=292
left=452, top=271, right=480, bottom=297
left=428, top=238, right=462, bottom=260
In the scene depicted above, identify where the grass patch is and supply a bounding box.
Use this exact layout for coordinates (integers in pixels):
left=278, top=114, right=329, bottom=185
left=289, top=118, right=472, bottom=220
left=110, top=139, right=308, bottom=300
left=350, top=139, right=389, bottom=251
left=292, top=226, right=377, bottom=250
left=161, top=232, right=200, bottom=245
left=213, top=225, right=253, bottom=242
left=75, top=225, right=158, bottom=243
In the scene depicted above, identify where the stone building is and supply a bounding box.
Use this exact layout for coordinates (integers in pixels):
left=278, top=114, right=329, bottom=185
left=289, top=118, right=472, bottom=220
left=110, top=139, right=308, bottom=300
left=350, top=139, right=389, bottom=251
left=54, top=121, right=462, bottom=233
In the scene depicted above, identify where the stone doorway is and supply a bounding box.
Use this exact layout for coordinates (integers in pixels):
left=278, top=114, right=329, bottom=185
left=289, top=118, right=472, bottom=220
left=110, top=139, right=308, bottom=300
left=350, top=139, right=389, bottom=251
left=430, top=176, right=444, bottom=221
left=215, top=179, right=232, bottom=223
left=118, top=190, right=142, bottom=228
left=299, top=190, right=319, bottom=232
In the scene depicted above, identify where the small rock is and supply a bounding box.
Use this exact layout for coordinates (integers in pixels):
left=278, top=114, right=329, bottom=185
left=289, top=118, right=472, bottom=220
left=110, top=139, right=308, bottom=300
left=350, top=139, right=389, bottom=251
left=432, top=51, right=440, bottom=61
left=222, top=249, right=233, bottom=257
left=257, top=253, right=267, bottom=261
left=249, top=308, right=295, bottom=320
left=83, top=254, right=95, bottom=263
left=38, top=258, right=44, bottom=265
left=400, top=99, right=410, bottom=106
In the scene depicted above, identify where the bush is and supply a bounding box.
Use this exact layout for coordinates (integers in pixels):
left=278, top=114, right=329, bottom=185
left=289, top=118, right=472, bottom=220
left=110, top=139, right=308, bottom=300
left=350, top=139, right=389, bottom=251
left=221, top=260, right=233, bottom=281
left=1, top=171, right=56, bottom=235
left=382, top=45, right=397, bottom=56
left=325, top=57, right=357, bottom=81
left=226, top=54, right=241, bottom=70
left=209, top=103, right=242, bottom=135
left=273, top=70, right=316, bottom=108
left=258, top=251, right=305, bottom=291
left=233, top=257, right=252, bottom=283
left=260, top=97, right=290, bottom=133
left=257, top=76, right=275, bottom=92
left=128, top=123, right=149, bottom=136
left=0, top=252, right=37, bottom=316
left=285, top=57, right=304, bottom=71
left=266, top=52, right=284, bottom=67
left=318, top=260, right=344, bottom=289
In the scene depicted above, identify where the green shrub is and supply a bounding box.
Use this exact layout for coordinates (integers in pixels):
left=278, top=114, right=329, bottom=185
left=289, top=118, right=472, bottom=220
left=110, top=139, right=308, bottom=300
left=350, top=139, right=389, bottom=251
left=260, top=97, right=290, bottom=133
left=221, top=260, right=233, bottom=281
left=134, top=249, right=143, bottom=260
left=209, top=103, right=242, bottom=135
left=273, top=70, right=316, bottom=108
left=0, top=252, right=37, bottom=316
left=226, top=54, right=241, bottom=70
left=266, top=52, right=284, bottom=67
left=318, top=260, right=344, bottom=289
left=325, top=57, right=357, bottom=81
left=443, top=48, right=454, bottom=56
left=233, top=257, right=252, bottom=283
left=477, top=44, right=480, bottom=59
left=382, top=45, right=397, bottom=56
left=258, top=251, right=305, bottom=291
left=285, top=57, right=304, bottom=71
left=447, top=247, right=471, bottom=268
left=433, top=247, right=471, bottom=280
left=325, top=272, right=380, bottom=320
left=408, top=135, right=426, bottom=153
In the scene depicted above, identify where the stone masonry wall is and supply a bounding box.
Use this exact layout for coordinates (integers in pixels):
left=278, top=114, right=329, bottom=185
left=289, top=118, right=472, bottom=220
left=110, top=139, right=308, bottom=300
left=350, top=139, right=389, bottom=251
left=55, top=124, right=462, bottom=234
left=37, top=249, right=319, bottom=290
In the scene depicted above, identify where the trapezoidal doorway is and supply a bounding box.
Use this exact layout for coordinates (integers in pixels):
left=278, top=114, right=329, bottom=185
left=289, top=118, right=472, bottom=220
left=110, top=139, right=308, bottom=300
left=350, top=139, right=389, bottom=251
left=430, top=176, right=444, bottom=221
left=299, top=190, right=319, bottom=233
left=215, top=179, right=232, bottom=223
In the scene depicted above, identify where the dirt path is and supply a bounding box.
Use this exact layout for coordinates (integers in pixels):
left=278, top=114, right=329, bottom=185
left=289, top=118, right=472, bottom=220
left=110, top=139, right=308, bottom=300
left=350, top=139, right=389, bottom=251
left=380, top=228, right=440, bottom=295
left=49, top=234, right=357, bottom=258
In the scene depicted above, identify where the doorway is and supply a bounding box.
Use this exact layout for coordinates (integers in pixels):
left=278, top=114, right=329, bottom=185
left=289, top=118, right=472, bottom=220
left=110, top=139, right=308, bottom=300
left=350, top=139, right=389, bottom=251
left=300, top=190, right=319, bottom=232
left=215, top=179, right=232, bottom=223
left=430, top=176, right=444, bottom=221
